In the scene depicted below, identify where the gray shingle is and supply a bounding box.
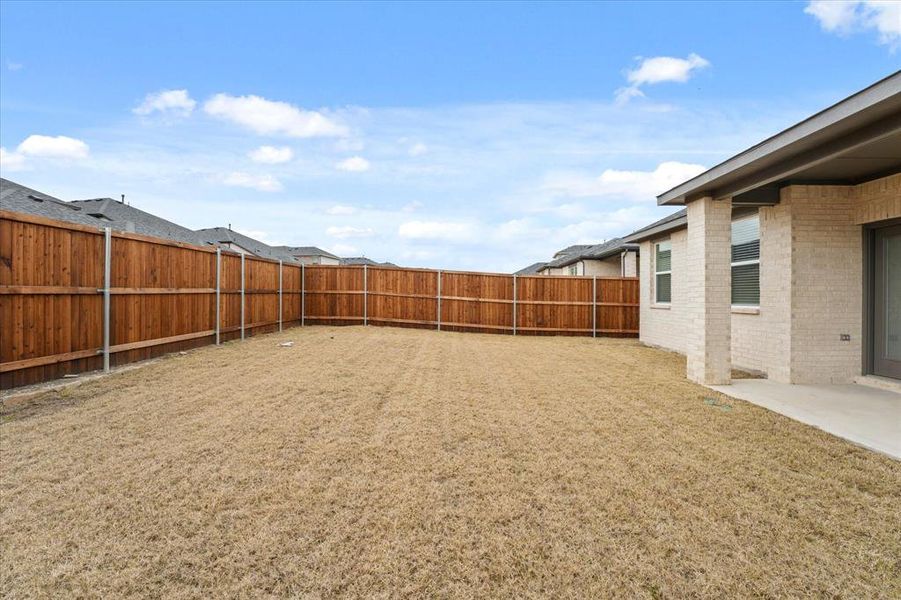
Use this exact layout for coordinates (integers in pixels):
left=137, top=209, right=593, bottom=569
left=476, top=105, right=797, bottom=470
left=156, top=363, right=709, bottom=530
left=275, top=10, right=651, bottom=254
left=1, top=178, right=106, bottom=228
left=195, top=227, right=298, bottom=263
left=272, top=246, right=340, bottom=260
left=69, top=197, right=205, bottom=245
left=514, top=262, right=548, bottom=275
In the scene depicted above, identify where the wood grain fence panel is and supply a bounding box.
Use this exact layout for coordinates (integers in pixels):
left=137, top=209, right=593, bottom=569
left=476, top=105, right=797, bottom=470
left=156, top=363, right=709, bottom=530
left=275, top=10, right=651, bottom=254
left=439, top=272, right=513, bottom=333
left=367, top=267, right=437, bottom=327
left=219, top=253, right=243, bottom=342
left=243, top=257, right=279, bottom=335
left=303, top=266, right=364, bottom=324
left=281, top=264, right=302, bottom=324
left=0, top=215, right=104, bottom=387
left=516, top=276, right=593, bottom=334
left=595, top=278, right=639, bottom=336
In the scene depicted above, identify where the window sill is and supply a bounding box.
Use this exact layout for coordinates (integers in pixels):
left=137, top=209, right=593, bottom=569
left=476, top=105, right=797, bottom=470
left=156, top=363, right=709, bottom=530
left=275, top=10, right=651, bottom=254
left=732, top=306, right=760, bottom=315
left=651, top=303, right=671, bottom=310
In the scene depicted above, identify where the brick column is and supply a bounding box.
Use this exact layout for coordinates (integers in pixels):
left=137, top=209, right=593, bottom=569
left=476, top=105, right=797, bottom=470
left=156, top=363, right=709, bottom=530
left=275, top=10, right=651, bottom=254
left=684, top=196, right=732, bottom=384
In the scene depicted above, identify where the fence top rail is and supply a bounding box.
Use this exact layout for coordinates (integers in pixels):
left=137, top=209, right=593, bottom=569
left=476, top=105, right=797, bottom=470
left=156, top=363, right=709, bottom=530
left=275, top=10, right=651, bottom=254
left=304, top=263, right=638, bottom=281
left=0, top=210, right=306, bottom=265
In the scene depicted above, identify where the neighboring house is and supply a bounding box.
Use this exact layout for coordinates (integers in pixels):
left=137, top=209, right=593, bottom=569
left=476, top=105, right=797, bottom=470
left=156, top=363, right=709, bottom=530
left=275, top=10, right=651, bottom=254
left=514, top=262, right=548, bottom=275
left=538, top=238, right=639, bottom=277
left=624, top=72, right=901, bottom=386
left=340, top=257, right=398, bottom=267
left=1, top=178, right=107, bottom=228
left=274, top=246, right=341, bottom=265
left=69, top=197, right=205, bottom=245
left=1, top=179, right=205, bottom=246
left=195, top=227, right=298, bottom=262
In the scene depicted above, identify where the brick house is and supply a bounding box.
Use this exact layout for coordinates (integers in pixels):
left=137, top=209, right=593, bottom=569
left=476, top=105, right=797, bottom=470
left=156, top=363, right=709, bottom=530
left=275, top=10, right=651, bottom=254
left=624, top=72, right=900, bottom=386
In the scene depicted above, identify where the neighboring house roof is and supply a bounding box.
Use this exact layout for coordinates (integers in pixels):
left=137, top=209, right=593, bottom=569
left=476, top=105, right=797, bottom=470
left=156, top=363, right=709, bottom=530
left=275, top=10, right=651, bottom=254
left=69, top=197, right=205, bottom=245
left=195, top=227, right=297, bottom=262
left=0, top=177, right=106, bottom=228
left=514, top=262, right=548, bottom=275
left=273, top=245, right=340, bottom=260
left=553, top=244, right=593, bottom=258
left=542, top=237, right=637, bottom=269
left=658, top=71, right=901, bottom=206
left=340, top=257, right=398, bottom=267
left=622, top=209, right=688, bottom=243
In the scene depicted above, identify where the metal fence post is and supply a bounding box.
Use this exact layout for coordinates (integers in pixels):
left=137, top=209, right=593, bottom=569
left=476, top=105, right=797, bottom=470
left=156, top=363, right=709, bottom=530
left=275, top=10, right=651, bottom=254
left=215, top=248, right=221, bottom=345
left=278, top=260, right=283, bottom=332
left=362, top=264, right=368, bottom=326
left=102, top=227, right=111, bottom=372
left=301, top=263, right=305, bottom=326
left=512, top=274, right=517, bottom=336
left=436, top=269, right=442, bottom=331
left=240, top=253, right=245, bottom=340
left=592, top=275, right=597, bottom=339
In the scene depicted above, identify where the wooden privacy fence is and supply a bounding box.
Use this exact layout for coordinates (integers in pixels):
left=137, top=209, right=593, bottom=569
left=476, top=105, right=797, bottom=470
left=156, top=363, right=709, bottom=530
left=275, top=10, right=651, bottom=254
left=0, top=210, right=638, bottom=389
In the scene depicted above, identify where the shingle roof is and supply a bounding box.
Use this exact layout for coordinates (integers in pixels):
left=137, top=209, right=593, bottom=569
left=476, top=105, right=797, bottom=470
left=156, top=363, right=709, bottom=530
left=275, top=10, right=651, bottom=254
left=69, top=197, right=205, bottom=245
left=543, top=237, right=636, bottom=269
left=274, top=246, right=340, bottom=260
left=622, top=209, right=687, bottom=243
left=195, top=227, right=298, bottom=262
left=514, top=262, right=548, bottom=275
left=340, top=257, right=398, bottom=267
left=1, top=178, right=106, bottom=228
left=553, top=244, right=592, bottom=258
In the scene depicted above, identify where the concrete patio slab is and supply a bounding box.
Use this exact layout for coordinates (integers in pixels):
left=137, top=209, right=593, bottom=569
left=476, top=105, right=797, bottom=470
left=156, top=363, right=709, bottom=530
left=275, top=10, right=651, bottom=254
left=710, top=379, right=901, bottom=459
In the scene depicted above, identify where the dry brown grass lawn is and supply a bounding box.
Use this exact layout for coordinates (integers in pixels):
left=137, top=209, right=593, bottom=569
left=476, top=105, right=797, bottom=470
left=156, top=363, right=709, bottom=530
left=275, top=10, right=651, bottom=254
left=1, top=326, right=899, bottom=598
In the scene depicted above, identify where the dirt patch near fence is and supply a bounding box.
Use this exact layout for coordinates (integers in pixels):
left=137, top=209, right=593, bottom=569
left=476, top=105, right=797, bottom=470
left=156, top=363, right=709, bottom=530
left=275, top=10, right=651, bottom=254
left=1, top=326, right=899, bottom=598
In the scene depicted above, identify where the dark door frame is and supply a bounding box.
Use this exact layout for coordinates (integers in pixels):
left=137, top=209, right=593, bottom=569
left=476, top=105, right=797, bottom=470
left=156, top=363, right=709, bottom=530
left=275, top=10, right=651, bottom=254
left=863, top=217, right=901, bottom=378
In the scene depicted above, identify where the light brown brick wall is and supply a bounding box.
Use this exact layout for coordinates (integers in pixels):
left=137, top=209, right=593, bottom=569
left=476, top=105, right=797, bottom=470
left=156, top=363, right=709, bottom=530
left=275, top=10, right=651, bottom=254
left=786, top=184, right=862, bottom=383
left=639, top=229, right=689, bottom=354
left=583, top=257, right=622, bottom=276
left=853, top=172, right=901, bottom=225
left=684, top=197, right=732, bottom=384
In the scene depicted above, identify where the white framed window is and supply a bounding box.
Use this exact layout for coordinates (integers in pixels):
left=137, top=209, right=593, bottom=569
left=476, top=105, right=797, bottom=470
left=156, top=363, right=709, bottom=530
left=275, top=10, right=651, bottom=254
left=654, top=240, right=671, bottom=304
left=568, top=264, right=579, bottom=276
left=731, top=212, right=760, bottom=306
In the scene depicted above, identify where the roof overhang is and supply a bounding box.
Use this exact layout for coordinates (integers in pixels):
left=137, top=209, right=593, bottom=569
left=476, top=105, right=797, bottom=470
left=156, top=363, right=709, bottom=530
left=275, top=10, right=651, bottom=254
left=657, top=71, right=901, bottom=206
left=622, top=214, right=687, bottom=243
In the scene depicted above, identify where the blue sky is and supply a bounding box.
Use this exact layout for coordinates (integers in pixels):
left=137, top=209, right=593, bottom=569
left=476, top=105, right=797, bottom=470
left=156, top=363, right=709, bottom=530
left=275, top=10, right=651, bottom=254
left=1, top=1, right=899, bottom=271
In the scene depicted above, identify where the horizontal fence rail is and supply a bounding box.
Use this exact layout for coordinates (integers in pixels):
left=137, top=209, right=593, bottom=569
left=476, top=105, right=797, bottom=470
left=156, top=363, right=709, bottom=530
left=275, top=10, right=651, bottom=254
left=0, top=210, right=638, bottom=389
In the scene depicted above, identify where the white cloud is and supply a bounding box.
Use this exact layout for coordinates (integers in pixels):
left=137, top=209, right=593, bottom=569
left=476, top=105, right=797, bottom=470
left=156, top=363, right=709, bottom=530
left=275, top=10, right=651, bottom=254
left=248, top=145, right=294, bottom=164
left=398, top=220, right=475, bottom=242
left=616, top=53, right=710, bottom=104
left=326, top=205, right=357, bottom=215
left=7, top=61, right=23, bottom=72
left=204, top=93, right=348, bottom=138
left=222, top=172, right=283, bottom=192
left=326, top=226, right=375, bottom=239
left=401, top=200, right=424, bottom=212
left=541, top=161, right=707, bottom=203
left=335, top=156, right=371, bottom=172
left=805, top=1, right=901, bottom=48
left=408, top=142, right=428, bottom=156
left=133, top=89, right=196, bottom=116
left=0, top=147, right=28, bottom=171
left=17, top=135, right=90, bottom=159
